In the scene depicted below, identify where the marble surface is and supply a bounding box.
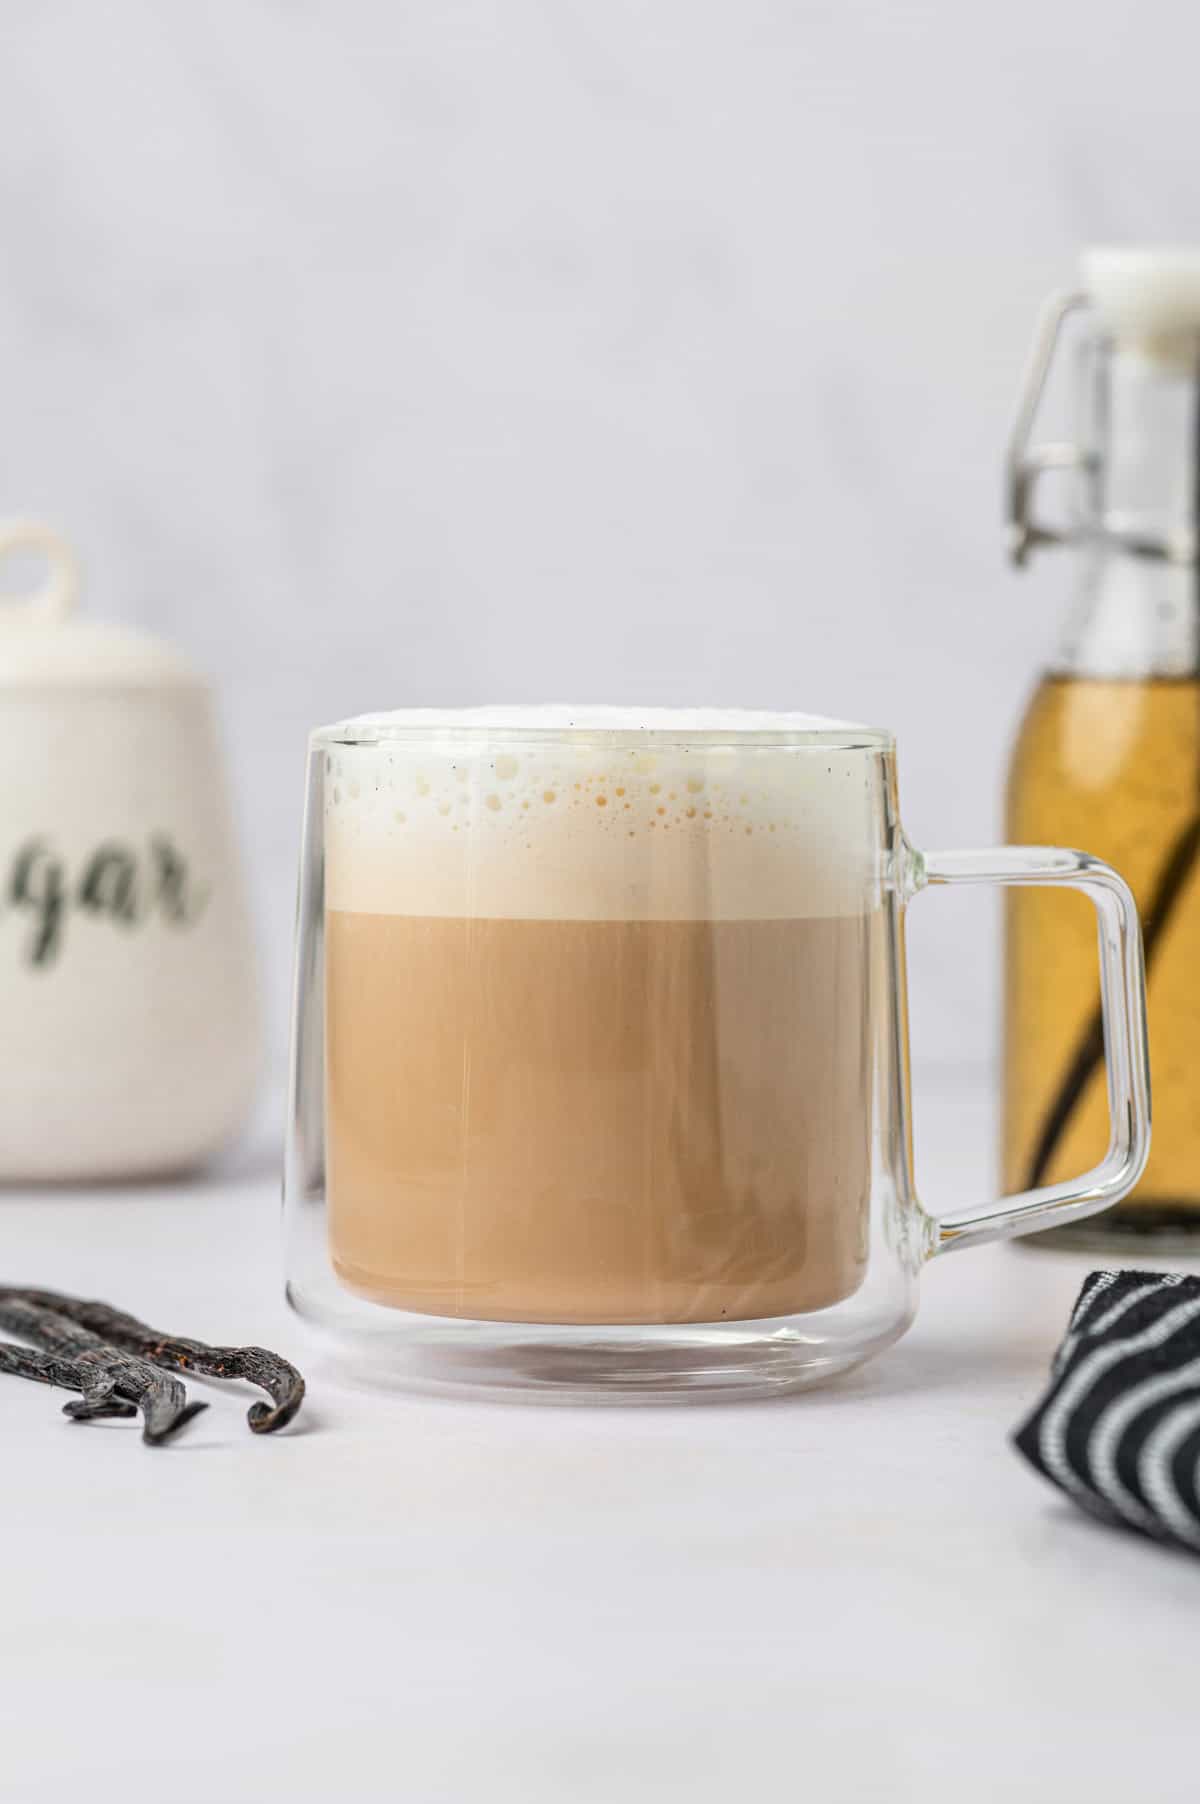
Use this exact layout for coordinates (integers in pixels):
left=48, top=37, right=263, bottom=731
left=1, top=1077, right=1198, bottom=1803
left=4, top=2, right=1199, bottom=1078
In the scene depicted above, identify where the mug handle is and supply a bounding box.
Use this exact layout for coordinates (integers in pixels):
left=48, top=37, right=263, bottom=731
left=910, top=845, right=1151, bottom=1253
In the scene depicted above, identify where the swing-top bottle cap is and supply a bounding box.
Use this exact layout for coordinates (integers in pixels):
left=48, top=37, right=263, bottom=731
left=1084, top=247, right=1200, bottom=366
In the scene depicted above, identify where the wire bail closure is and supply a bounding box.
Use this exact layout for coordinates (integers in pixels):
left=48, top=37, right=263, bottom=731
left=1007, top=289, right=1199, bottom=570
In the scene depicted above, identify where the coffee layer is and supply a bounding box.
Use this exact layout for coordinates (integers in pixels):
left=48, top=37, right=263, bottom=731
left=326, top=910, right=874, bottom=1325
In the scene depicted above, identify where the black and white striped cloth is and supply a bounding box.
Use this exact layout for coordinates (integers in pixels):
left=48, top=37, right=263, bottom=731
left=1014, top=1270, right=1200, bottom=1552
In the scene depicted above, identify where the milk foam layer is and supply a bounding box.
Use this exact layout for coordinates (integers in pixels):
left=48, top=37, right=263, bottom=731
left=322, top=709, right=886, bottom=922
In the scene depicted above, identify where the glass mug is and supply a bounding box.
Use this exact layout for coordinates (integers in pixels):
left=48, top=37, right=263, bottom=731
left=284, top=706, right=1150, bottom=1401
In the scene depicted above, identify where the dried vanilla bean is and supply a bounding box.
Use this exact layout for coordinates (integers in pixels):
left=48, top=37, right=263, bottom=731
left=0, top=1340, right=136, bottom=1420
left=0, top=1296, right=207, bottom=1444
left=4, top=1288, right=305, bottom=1434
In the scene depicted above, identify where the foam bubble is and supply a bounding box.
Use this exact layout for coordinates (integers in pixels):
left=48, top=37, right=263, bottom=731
left=321, top=709, right=886, bottom=922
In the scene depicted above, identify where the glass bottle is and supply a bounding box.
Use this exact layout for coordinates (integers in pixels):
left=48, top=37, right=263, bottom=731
left=1004, top=248, right=1200, bottom=1244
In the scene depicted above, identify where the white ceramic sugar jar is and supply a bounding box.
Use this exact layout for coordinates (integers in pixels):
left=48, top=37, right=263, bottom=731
left=0, top=521, right=262, bottom=1179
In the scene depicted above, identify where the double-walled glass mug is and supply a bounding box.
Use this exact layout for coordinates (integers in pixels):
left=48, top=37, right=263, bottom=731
left=284, top=706, right=1151, bottom=1402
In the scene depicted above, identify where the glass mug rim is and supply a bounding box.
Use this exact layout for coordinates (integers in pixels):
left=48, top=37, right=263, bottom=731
left=311, top=709, right=896, bottom=755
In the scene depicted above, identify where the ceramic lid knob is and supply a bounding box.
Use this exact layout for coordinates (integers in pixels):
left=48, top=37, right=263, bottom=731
left=0, top=520, right=202, bottom=690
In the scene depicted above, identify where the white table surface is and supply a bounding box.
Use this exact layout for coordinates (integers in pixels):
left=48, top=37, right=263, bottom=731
left=2, top=1080, right=1198, bottom=1804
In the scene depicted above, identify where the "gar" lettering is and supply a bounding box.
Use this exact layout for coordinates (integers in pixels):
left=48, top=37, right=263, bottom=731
left=6, top=836, right=209, bottom=968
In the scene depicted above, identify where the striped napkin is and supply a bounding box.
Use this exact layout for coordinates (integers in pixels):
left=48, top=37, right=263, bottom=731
left=1014, top=1270, right=1200, bottom=1551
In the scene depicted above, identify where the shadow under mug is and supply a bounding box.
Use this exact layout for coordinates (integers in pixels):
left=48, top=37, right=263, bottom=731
left=283, top=710, right=1150, bottom=1402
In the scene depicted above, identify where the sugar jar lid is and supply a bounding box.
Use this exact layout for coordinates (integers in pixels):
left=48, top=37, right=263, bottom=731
left=0, top=520, right=202, bottom=690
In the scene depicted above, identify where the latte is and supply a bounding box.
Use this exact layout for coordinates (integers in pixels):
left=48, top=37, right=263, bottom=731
left=324, top=707, right=880, bottom=1325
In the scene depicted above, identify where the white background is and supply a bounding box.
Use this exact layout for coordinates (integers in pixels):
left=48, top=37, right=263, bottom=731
left=1, top=0, right=1196, bottom=1089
